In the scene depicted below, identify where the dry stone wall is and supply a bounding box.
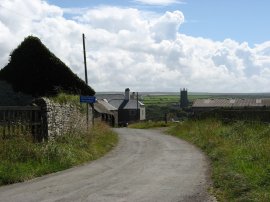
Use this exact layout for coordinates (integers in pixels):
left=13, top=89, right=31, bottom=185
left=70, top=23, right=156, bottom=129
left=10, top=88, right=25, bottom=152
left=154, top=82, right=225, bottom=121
left=35, top=98, right=91, bottom=139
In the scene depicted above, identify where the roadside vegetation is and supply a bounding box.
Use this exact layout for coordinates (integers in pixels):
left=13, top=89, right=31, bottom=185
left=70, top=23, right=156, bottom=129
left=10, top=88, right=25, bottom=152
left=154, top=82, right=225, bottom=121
left=0, top=122, right=118, bottom=185
left=49, top=92, right=84, bottom=112
left=50, top=92, right=80, bottom=105
left=169, top=119, right=270, bottom=202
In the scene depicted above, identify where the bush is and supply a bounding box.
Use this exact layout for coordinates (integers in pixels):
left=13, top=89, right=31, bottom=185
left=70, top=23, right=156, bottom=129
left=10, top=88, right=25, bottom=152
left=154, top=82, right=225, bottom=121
left=0, top=36, right=95, bottom=97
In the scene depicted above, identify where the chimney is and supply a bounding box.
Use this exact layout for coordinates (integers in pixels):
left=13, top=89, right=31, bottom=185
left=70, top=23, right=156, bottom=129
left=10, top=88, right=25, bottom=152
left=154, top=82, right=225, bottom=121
left=125, top=88, right=130, bottom=100
left=131, top=92, right=136, bottom=100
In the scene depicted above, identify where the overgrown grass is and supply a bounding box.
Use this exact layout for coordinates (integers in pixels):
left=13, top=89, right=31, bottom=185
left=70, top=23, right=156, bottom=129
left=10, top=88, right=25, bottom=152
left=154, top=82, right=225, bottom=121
left=0, top=122, right=118, bottom=185
left=50, top=92, right=79, bottom=104
left=168, top=119, right=270, bottom=201
left=49, top=92, right=87, bottom=113
left=129, top=121, right=176, bottom=129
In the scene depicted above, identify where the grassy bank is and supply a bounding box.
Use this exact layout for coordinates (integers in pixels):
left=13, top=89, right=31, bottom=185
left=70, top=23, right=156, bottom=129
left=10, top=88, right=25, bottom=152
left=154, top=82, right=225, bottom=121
left=169, top=119, right=270, bottom=201
left=0, top=122, right=118, bottom=185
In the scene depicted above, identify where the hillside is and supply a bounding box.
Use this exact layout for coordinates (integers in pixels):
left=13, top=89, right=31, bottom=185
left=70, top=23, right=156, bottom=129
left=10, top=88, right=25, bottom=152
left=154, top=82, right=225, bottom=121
left=0, top=36, right=95, bottom=97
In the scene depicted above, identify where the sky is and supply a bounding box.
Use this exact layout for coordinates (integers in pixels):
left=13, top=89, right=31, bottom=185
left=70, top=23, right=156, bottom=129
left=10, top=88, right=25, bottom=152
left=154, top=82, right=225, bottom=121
left=0, top=0, right=270, bottom=93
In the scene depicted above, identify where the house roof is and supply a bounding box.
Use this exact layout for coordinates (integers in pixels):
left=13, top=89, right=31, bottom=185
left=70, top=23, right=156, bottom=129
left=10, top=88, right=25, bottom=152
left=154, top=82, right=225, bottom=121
left=95, top=94, right=124, bottom=101
left=94, top=100, right=117, bottom=115
left=192, top=98, right=270, bottom=108
left=109, top=99, right=144, bottom=110
left=94, top=98, right=144, bottom=114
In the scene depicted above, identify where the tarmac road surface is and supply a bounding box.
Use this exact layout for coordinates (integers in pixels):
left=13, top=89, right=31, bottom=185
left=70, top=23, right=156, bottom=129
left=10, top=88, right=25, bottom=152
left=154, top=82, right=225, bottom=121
left=0, top=128, right=216, bottom=202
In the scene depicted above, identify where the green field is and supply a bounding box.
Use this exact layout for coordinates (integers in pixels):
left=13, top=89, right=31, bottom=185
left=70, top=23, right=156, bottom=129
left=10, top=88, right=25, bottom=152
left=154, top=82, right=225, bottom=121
left=142, top=95, right=179, bottom=106
left=142, top=94, right=211, bottom=106
left=141, top=93, right=212, bottom=120
left=141, top=92, right=270, bottom=106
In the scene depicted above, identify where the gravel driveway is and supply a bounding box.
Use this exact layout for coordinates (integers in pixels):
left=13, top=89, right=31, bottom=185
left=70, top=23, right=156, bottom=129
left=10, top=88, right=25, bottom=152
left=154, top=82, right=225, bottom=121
left=0, top=128, right=215, bottom=202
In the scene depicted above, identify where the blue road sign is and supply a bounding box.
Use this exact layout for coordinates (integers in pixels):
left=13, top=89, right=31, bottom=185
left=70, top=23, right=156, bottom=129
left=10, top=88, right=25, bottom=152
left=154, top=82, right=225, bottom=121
left=80, top=96, right=96, bottom=104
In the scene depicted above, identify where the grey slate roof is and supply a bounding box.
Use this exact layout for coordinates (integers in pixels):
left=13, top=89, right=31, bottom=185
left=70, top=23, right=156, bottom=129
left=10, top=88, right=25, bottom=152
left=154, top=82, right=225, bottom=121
left=94, top=98, right=144, bottom=114
left=95, top=94, right=124, bottom=101
left=94, top=100, right=117, bottom=115
left=193, top=98, right=270, bottom=108
left=109, top=99, right=144, bottom=110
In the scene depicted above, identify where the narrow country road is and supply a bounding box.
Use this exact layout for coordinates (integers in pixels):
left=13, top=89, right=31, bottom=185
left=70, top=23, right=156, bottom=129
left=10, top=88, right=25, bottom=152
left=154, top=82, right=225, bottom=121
left=0, top=128, right=215, bottom=202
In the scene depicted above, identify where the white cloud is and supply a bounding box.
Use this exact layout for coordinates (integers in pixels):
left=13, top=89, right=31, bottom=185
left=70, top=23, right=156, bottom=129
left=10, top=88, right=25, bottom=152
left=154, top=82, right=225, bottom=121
left=134, top=0, right=184, bottom=6
left=0, top=0, right=270, bottom=93
left=151, top=11, right=184, bottom=42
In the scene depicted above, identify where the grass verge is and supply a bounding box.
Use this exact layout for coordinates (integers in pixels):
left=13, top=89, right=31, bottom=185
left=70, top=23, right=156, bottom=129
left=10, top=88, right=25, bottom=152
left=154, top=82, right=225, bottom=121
left=0, top=122, right=118, bottom=185
left=168, top=119, right=270, bottom=202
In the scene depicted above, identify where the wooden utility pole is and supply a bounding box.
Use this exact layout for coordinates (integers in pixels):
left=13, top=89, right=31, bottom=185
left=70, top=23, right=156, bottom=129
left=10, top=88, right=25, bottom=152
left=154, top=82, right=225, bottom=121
left=83, top=34, right=88, bottom=85
left=82, top=33, right=89, bottom=128
left=137, top=92, right=139, bottom=121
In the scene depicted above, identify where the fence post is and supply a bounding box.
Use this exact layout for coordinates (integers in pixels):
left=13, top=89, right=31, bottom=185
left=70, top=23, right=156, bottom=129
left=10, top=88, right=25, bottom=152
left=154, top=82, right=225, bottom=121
left=33, top=98, right=48, bottom=141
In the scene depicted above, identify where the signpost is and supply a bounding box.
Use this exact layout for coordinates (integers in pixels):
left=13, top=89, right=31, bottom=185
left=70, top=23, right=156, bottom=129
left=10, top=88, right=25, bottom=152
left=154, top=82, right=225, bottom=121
left=80, top=96, right=96, bottom=104
left=80, top=96, right=96, bottom=127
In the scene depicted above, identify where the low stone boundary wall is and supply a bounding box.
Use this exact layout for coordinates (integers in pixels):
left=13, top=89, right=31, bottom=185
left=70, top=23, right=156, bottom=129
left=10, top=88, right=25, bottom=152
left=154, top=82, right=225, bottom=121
left=34, top=98, right=91, bottom=139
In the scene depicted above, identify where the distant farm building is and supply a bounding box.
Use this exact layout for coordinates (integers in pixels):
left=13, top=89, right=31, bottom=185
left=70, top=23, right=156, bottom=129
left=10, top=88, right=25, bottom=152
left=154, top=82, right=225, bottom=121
left=193, top=98, right=270, bottom=110
left=95, top=88, right=146, bottom=126
left=192, top=98, right=270, bottom=121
